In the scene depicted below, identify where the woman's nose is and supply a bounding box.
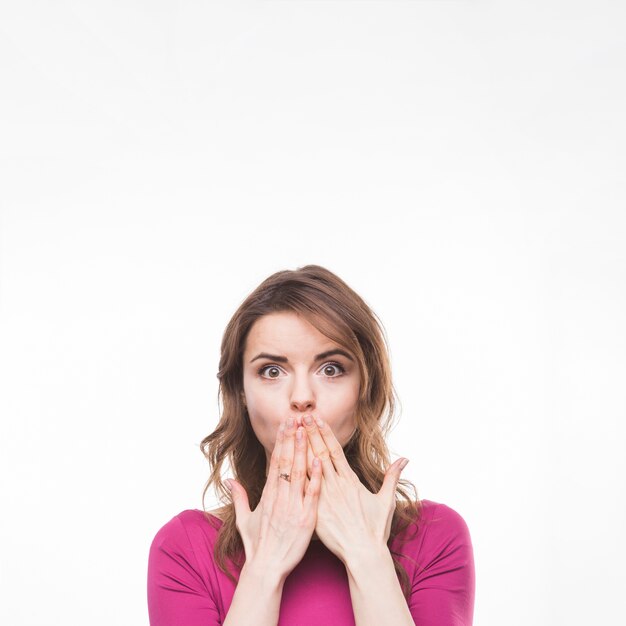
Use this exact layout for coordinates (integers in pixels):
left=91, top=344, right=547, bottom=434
left=291, top=398, right=314, bottom=413
left=290, top=375, right=315, bottom=414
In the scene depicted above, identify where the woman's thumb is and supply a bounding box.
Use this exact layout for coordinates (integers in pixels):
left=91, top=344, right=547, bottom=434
left=225, top=478, right=251, bottom=519
left=379, top=458, right=409, bottom=500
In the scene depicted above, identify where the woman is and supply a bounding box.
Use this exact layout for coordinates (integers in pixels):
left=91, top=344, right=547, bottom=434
left=148, top=265, right=475, bottom=625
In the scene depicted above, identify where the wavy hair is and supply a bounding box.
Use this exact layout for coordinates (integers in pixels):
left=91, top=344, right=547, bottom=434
left=200, top=264, right=421, bottom=598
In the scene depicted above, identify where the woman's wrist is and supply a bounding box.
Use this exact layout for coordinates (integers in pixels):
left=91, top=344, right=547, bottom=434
left=223, top=560, right=286, bottom=626
left=241, top=557, right=288, bottom=591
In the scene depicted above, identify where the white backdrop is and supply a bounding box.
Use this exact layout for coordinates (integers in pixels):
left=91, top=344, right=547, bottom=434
left=1, top=2, right=625, bottom=625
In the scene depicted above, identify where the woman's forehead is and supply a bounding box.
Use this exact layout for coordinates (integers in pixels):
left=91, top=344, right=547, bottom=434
left=244, top=312, right=344, bottom=359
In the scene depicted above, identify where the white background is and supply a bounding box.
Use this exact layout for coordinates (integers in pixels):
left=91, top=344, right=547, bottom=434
left=1, top=1, right=625, bottom=625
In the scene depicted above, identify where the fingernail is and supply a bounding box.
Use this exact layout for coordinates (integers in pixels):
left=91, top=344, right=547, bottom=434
left=315, top=417, right=324, bottom=428
left=287, top=417, right=294, bottom=429
left=399, top=458, right=409, bottom=470
left=304, top=415, right=313, bottom=426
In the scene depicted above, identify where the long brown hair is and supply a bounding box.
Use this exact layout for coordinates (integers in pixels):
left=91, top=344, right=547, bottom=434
left=200, top=264, right=421, bottom=597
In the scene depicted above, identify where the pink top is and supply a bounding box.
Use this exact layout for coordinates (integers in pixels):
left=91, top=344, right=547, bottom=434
left=147, top=499, right=475, bottom=625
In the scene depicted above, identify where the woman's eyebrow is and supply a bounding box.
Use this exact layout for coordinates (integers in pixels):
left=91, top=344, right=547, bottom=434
left=249, top=349, right=354, bottom=364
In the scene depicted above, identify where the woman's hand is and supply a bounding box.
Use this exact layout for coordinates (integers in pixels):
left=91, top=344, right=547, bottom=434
left=226, top=418, right=322, bottom=581
left=302, top=416, right=408, bottom=565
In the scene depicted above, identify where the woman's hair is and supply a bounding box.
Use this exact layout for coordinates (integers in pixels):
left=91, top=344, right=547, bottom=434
left=200, top=264, right=421, bottom=598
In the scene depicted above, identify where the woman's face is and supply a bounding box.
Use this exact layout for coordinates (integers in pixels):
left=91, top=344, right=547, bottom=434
left=242, top=311, right=360, bottom=473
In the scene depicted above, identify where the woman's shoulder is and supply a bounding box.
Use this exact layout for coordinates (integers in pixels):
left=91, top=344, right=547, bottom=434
left=393, top=498, right=473, bottom=549
left=147, top=508, right=232, bottom=607
left=393, top=500, right=475, bottom=615
left=150, top=507, right=226, bottom=553
left=411, top=498, right=471, bottom=525
left=419, top=499, right=471, bottom=527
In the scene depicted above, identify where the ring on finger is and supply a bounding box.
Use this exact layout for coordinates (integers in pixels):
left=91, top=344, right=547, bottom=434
left=279, top=472, right=291, bottom=482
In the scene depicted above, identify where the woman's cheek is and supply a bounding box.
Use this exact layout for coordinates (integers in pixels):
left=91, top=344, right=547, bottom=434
left=247, top=404, right=277, bottom=452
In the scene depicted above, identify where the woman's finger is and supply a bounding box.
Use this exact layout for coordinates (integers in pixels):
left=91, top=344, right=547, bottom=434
left=302, top=414, right=337, bottom=483
left=306, top=437, right=316, bottom=479
left=278, top=417, right=297, bottom=500
left=314, top=417, right=354, bottom=477
left=290, top=426, right=307, bottom=501
left=303, top=457, right=322, bottom=515
left=263, top=419, right=285, bottom=502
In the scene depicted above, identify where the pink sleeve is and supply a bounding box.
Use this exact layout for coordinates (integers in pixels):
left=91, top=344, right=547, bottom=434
left=147, top=515, right=221, bottom=626
left=408, top=504, right=475, bottom=626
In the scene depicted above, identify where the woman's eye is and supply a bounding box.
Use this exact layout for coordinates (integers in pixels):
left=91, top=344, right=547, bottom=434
left=258, top=365, right=282, bottom=379
left=320, top=362, right=346, bottom=377
left=257, top=362, right=346, bottom=379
